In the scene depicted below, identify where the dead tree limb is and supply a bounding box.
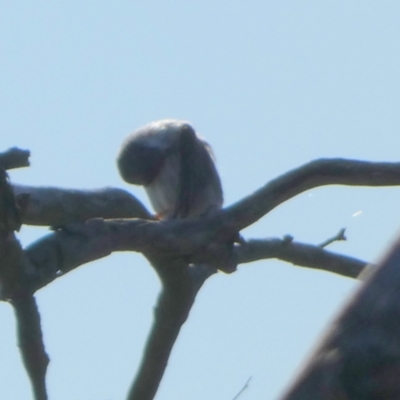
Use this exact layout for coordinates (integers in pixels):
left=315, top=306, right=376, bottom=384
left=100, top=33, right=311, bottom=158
left=319, top=228, right=347, bottom=248
left=12, top=295, right=49, bottom=400
left=4, top=157, right=400, bottom=400
left=21, top=219, right=367, bottom=295
left=0, top=165, right=49, bottom=400
left=13, top=184, right=151, bottom=225
left=237, top=238, right=366, bottom=278
left=127, top=256, right=215, bottom=400
left=221, top=159, right=400, bottom=231
left=12, top=159, right=400, bottom=231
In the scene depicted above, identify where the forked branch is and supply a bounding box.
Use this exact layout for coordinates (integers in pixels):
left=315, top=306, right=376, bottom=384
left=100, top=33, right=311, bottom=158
left=127, top=256, right=215, bottom=400
left=0, top=161, right=48, bottom=400
left=4, top=156, right=400, bottom=400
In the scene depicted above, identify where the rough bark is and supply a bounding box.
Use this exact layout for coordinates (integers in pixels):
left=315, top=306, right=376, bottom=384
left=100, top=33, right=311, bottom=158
left=3, top=152, right=400, bottom=400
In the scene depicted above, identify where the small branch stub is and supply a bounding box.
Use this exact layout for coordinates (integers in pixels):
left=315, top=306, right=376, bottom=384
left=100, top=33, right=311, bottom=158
left=0, top=147, right=30, bottom=170
left=319, top=228, right=347, bottom=248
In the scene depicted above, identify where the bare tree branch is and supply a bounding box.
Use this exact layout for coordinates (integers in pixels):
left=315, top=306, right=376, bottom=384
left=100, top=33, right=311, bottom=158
left=319, top=228, right=347, bottom=248
left=13, top=159, right=400, bottom=230
left=0, top=171, right=23, bottom=232
left=0, top=168, right=48, bottom=400
left=20, top=218, right=367, bottom=295
left=280, top=236, right=400, bottom=400
left=221, top=159, right=400, bottom=231
left=232, top=376, right=252, bottom=400
left=127, top=256, right=215, bottom=400
left=5, top=157, right=400, bottom=400
left=23, top=217, right=236, bottom=293
left=12, top=184, right=152, bottom=226
left=237, top=238, right=366, bottom=278
left=12, top=295, right=49, bottom=400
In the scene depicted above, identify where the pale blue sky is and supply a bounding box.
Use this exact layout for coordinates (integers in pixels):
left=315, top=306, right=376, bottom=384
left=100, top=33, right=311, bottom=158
left=1, top=2, right=400, bottom=399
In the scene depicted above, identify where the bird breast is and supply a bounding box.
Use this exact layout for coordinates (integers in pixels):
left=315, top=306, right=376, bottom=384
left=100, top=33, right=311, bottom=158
left=145, top=152, right=181, bottom=220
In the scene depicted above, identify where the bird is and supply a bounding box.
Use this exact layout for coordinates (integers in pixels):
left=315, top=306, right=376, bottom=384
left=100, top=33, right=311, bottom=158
left=117, top=119, right=223, bottom=220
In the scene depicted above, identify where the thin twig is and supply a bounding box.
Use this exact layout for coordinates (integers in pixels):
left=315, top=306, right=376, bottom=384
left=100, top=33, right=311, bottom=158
left=319, top=228, right=347, bottom=248
left=232, top=376, right=252, bottom=400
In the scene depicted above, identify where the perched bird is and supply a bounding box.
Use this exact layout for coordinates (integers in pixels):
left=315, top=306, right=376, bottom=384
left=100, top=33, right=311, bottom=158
left=117, top=119, right=223, bottom=220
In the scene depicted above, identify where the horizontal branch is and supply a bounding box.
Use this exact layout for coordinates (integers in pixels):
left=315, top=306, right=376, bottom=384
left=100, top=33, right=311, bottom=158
left=221, top=159, right=400, bottom=231
left=15, top=157, right=391, bottom=291
left=22, top=219, right=367, bottom=294
left=24, top=217, right=231, bottom=291
left=14, top=159, right=400, bottom=232
left=13, top=185, right=152, bottom=226
left=237, top=238, right=367, bottom=278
